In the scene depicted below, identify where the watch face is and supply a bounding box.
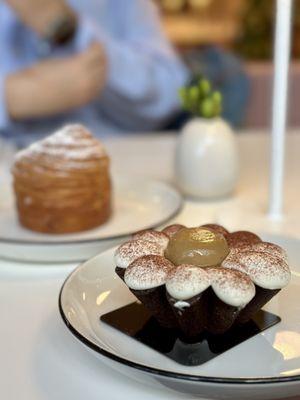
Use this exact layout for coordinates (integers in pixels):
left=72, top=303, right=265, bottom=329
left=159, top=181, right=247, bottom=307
left=45, top=14, right=77, bottom=45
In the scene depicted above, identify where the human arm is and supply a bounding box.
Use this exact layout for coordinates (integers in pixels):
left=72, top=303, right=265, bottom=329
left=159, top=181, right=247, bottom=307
left=0, top=0, right=188, bottom=131
left=0, top=0, right=106, bottom=126
left=4, top=42, right=106, bottom=122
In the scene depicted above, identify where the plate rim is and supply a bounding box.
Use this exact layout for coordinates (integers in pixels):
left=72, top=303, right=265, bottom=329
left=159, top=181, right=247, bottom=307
left=58, top=256, right=300, bottom=386
left=0, top=178, right=182, bottom=246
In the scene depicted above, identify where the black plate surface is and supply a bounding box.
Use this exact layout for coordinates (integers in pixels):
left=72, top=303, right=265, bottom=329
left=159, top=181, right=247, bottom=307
left=101, top=302, right=280, bottom=366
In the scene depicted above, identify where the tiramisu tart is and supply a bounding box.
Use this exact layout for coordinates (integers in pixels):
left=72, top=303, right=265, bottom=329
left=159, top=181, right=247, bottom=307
left=12, top=124, right=112, bottom=234
left=114, top=224, right=291, bottom=337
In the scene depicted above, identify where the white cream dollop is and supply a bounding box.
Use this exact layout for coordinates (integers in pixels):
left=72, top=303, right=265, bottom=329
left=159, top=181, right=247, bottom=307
left=228, top=241, right=288, bottom=263
left=132, top=230, right=169, bottom=251
left=208, top=267, right=255, bottom=308
left=114, top=239, right=164, bottom=269
left=165, top=264, right=255, bottom=308
left=224, top=251, right=291, bottom=290
left=166, top=265, right=210, bottom=300
left=124, top=255, right=174, bottom=290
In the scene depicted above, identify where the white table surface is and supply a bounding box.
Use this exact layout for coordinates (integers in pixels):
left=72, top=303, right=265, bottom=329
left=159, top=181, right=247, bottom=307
left=1, top=131, right=300, bottom=400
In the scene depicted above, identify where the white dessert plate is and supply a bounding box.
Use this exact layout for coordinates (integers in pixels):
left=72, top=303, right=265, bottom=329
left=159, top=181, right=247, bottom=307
left=0, top=175, right=182, bottom=263
left=59, top=234, right=300, bottom=400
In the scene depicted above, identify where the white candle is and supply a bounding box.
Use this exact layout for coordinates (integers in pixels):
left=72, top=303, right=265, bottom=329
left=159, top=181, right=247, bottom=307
left=268, top=0, right=293, bottom=220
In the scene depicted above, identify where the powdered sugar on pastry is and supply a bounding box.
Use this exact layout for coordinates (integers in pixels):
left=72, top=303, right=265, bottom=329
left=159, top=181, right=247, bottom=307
left=223, top=251, right=291, bottom=289
left=208, top=267, right=255, bottom=307
left=132, top=230, right=169, bottom=251
left=114, top=239, right=164, bottom=269
left=14, top=124, right=107, bottom=165
left=226, top=231, right=261, bottom=248
left=252, top=242, right=287, bottom=260
left=166, top=264, right=210, bottom=300
left=125, top=255, right=174, bottom=290
left=165, top=264, right=255, bottom=307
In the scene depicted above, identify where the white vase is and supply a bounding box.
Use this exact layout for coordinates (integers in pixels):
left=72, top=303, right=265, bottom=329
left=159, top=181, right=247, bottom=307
left=175, top=117, right=239, bottom=199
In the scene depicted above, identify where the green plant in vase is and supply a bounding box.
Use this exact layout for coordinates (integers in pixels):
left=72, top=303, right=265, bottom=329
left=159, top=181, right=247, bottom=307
left=175, top=78, right=239, bottom=199
left=179, top=78, right=222, bottom=119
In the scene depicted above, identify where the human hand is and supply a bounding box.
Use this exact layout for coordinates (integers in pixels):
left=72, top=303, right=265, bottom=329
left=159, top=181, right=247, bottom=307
left=5, top=0, right=77, bottom=44
left=6, top=43, right=107, bottom=120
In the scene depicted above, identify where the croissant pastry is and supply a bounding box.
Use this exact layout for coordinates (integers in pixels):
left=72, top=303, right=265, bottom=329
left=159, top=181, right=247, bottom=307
left=12, top=124, right=112, bottom=234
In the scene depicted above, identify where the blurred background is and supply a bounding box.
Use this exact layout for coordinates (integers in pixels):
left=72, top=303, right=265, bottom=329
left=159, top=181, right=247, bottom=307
left=1, top=0, right=299, bottom=144
left=156, top=0, right=300, bottom=128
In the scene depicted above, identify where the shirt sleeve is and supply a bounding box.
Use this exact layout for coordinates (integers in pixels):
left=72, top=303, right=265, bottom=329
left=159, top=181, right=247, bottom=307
left=75, top=0, right=189, bottom=130
left=0, top=71, right=10, bottom=130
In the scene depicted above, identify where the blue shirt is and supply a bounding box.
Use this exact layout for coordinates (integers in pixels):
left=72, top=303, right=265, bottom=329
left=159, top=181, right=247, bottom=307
left=0, top=0, right=188, bottom=146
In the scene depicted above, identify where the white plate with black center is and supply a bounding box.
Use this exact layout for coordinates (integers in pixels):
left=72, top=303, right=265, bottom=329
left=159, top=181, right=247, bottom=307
left=59, top=234, right=300, bottom=400
left=0, top=175, right=182, bottom=263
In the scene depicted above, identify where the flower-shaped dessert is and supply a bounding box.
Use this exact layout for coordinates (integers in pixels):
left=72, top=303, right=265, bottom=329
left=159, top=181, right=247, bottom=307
left=114, top=224, right=290, bottom=337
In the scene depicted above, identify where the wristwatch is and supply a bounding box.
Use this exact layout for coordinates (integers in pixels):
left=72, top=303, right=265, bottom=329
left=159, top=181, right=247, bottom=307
left=44, top=13, right=77, bottom=45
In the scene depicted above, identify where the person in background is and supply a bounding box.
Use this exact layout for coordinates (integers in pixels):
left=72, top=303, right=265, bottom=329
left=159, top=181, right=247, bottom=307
left=183, top=46, right=250, bottom=128
left=1, top=0, right=189, bottom=146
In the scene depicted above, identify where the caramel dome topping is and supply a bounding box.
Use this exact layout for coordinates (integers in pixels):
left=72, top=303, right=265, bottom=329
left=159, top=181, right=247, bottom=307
left=165, top=227, right=229, bottom=267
